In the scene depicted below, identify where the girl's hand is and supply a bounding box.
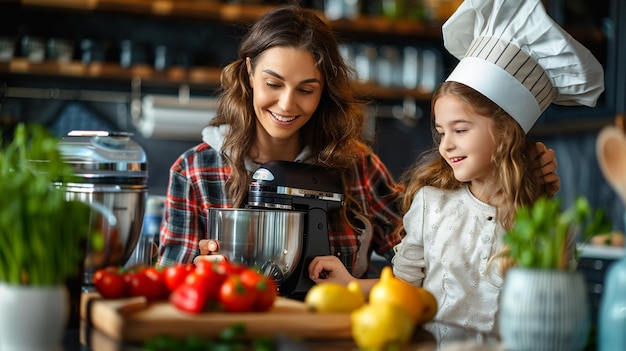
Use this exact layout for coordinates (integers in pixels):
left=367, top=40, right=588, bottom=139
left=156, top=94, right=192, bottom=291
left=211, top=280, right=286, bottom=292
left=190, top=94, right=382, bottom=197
left=532, top=141, right=560, bottom=197
left=308, top=255, right=354, bottom=285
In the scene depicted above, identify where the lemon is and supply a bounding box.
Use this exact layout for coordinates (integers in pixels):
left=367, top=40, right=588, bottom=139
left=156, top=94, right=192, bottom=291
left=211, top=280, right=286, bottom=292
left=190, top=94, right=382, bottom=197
left=369, top=266, right=425, bottom=323
left=351, top=302, right=415, bottom=350
left=305, top=281, right=365, bottom=313
left=415, top=287, right=438, bottom=324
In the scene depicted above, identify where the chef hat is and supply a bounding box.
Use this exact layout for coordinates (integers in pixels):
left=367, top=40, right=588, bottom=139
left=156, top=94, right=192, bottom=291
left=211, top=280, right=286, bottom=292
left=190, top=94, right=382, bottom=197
left=442, top=0, right=604, bottom=133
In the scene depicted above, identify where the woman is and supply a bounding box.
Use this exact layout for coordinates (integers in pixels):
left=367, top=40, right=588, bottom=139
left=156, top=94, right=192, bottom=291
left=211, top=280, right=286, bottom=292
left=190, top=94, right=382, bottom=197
left=157, top=5, right=559, bottom=278
left=157, top=5, right=404, bottom=277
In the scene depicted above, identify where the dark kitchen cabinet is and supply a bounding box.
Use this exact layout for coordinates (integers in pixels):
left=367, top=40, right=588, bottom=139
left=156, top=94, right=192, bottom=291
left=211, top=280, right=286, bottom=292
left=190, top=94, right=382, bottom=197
left=0, top=0, right=448, bottom=103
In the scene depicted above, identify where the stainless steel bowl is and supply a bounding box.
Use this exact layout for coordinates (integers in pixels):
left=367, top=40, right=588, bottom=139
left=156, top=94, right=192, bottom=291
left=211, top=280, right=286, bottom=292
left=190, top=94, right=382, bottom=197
left=208, top=208, right=305, bottom=284
left=63, top=184, right=147, bottom=276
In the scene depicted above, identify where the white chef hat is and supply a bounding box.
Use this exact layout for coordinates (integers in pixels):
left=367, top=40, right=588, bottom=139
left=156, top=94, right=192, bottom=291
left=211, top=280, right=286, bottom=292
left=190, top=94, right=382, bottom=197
left=442, top=0, right=605, bottom=133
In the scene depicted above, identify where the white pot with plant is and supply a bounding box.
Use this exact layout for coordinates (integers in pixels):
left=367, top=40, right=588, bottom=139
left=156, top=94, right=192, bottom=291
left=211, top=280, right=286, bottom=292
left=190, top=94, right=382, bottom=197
left=498, top=196, right=611, bottom=351
left=0, top=123, right=109, bottom=351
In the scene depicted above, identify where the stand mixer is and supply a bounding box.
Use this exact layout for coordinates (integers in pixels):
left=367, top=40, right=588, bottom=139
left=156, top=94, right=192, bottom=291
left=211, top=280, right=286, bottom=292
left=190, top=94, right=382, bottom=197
left=247, top=160, right=344, bottom=299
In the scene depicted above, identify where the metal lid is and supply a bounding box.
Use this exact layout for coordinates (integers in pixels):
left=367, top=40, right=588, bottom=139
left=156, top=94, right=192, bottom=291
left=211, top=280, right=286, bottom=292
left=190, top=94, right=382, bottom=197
left=58, top=131, right=148, bottom=186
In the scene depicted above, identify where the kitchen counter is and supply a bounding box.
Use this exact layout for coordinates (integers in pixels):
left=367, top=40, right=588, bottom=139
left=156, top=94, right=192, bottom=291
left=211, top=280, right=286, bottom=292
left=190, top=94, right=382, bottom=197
left=62, top=322, right=434, bottom=351
left=62, top=317, right=503, bottom=351
left=75, top=291, right=505, bottom=351
left=579, top=243, right=625, bottom=260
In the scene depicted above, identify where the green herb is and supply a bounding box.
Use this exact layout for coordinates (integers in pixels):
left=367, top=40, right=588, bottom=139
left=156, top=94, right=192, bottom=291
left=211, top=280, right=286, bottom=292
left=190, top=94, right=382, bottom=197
left=0, top=123, right=98, bottom=285
left=141, top=323, right=276, bottom=351
left=503, top=196, right=611, bottom=270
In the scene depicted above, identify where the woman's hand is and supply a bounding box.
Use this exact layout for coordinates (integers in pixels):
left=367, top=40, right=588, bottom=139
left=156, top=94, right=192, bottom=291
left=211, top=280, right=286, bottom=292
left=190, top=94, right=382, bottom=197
left=308, top=256, right=354, bottom=285
left=532, top=141, right=560, bottom=197
left=193, top=239, right=227, bottom=264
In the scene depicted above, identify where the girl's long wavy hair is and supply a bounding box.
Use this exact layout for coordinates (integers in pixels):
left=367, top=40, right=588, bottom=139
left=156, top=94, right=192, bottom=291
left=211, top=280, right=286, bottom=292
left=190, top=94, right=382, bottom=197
left=399, top=81, right=543, bottom=231
left=210, top=5, right=369, bottom=218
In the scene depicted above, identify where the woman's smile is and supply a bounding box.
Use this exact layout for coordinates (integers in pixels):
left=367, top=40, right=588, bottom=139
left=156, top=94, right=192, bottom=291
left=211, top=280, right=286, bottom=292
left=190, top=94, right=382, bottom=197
left=269, top=110, right=298, bottom=123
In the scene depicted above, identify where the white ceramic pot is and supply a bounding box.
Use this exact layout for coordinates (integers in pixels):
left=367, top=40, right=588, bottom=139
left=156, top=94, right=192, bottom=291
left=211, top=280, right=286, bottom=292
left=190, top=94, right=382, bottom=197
left=0, top=283, right=69, bottom=351
left=498, top=268, right=590, bottom=351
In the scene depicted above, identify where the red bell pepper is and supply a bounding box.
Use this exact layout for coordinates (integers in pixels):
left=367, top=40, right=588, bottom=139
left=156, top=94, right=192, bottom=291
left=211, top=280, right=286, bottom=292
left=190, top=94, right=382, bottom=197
left=170, top=282, right=209, bottom=314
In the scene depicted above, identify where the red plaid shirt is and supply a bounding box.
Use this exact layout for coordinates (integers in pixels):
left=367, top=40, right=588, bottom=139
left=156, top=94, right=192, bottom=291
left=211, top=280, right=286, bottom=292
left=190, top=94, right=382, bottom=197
left=157, top=142, right=404, bottom=276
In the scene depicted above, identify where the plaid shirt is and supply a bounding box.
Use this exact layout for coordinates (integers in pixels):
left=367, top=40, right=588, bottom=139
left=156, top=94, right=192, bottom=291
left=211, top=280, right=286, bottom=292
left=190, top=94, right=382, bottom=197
left=157, top=142, right=404, bottom=276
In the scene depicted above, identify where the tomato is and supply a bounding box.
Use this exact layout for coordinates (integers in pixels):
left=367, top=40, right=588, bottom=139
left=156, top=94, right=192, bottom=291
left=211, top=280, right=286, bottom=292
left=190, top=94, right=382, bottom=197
left=145, top=266, right=170, bottom=299
left=185, top=269, right=224, bottom=304
left=254, top=277, right=277, bottom=312
left=214, top=260, right=247, bottom=276
left=92, top=266, right=127, bottom=299
left=193, top=259, right=218, bottom=276
left=128, top=266, right=169, bottom=301
left=239, top=269, right=278, bottom=311
left=123, top=264, right=145, bottom=289
left=164, top=263, right=194, bottom=292
left=219, top=274, right=257, bottom=313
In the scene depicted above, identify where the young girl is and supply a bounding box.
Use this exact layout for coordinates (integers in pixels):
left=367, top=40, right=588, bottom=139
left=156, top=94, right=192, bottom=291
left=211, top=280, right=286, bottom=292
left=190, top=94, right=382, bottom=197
left=392, top=81, right=545, bottom=339
left=309, top=0, right=604, bottom=343
left=310, top=81, right=544, bottom=336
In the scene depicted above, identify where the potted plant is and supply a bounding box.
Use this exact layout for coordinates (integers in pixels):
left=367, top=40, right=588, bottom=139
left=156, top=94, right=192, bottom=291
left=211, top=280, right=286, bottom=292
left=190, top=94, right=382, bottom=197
left=498, top=196, right=611, bottom=351
left=0, top=123, right=103, bottom=351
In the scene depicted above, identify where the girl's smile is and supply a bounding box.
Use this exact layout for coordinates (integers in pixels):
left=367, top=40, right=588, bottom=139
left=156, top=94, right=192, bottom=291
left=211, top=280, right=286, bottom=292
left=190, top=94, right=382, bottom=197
left=448, top=156, right=466, bottom=164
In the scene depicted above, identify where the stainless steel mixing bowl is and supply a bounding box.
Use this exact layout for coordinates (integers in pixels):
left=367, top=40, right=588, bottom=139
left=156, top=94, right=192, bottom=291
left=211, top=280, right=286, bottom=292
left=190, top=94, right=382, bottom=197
left=63, top=184, right=147, bottom=278
left=208, top=208, right=305, bottom=284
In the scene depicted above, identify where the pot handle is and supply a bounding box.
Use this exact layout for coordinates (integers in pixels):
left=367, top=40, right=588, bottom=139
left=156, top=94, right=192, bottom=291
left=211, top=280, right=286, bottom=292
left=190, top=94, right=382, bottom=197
left=77, top=199, right=121, bottom=289
left=84, top=200, right=118, bottom=229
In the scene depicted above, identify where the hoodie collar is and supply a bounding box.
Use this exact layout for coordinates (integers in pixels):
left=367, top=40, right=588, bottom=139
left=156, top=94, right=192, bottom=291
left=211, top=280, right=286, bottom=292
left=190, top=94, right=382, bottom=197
left=201, top=125, right=315, bottom=172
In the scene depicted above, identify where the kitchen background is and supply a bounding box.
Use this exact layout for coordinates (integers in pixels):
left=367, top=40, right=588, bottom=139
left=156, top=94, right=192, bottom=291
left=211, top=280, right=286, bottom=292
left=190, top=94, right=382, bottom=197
left=0, top=0, right=625, bottom=307
left=1, top=0, right=624, bottom=323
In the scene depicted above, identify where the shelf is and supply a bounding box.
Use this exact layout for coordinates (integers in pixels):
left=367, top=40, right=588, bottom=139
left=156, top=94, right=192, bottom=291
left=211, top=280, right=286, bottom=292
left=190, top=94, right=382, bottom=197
left=0, top=1, right=439, bottom=101
left=17, top=0, right=272, bottom=23
left=354, top=82, right=433, bottom=102
left=329, top=17, right=442, bottom=39
left=0, top=59, right=433, bottom=101
left=13, top=0, right=442, bottom=39
left=0, top=59, right=221, bottom=88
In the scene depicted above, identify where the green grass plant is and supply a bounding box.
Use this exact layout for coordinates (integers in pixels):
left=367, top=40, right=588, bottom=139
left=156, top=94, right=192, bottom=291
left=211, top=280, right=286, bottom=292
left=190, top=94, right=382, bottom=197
left=0, top=123, right=99, bottom=285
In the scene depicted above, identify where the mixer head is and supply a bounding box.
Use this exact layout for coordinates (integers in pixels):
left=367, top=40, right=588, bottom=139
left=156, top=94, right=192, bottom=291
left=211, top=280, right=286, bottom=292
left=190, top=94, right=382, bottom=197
left=248, top=160, right=343, bottom=210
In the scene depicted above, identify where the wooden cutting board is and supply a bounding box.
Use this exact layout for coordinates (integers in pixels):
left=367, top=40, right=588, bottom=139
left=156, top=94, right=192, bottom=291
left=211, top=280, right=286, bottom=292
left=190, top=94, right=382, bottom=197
left=80, top=292, right=352, bottom=343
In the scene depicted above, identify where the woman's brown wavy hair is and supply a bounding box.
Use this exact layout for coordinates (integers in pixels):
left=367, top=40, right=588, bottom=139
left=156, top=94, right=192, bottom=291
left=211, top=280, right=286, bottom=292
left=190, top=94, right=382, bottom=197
left=399, top=81, right=544, bottom=231
left=210, top=5, right=370, bottom=218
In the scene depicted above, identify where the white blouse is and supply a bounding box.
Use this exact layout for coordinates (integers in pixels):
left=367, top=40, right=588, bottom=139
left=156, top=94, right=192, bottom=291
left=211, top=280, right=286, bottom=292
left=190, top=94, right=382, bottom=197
left=392, top=185, right=505, bottom=341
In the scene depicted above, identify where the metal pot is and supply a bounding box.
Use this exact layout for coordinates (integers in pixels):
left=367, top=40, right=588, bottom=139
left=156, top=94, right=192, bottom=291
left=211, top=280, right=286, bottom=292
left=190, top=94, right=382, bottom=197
left=208, top=208, right=305, bottom=284
left=57, top=131, right=148, bottom=286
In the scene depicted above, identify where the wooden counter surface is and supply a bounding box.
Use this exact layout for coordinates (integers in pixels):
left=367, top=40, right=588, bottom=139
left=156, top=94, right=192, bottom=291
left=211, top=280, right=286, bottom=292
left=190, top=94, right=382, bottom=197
left=79, top=292, right=441, bottom=350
